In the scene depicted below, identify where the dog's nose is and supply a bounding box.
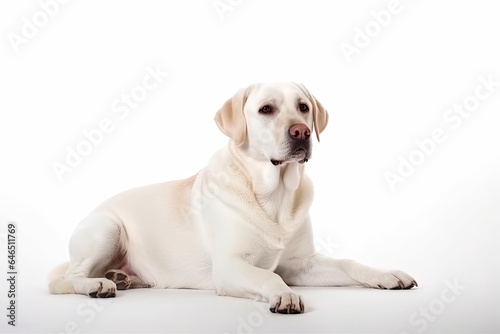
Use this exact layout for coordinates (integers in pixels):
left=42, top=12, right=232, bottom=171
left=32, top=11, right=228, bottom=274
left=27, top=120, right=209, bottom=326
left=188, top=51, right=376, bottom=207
left=289, top=124, right=311, bottom=141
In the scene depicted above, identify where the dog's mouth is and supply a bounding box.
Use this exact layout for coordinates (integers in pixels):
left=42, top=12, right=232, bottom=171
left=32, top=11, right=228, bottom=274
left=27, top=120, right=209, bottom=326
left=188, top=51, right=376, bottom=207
left=270, top=147, right=310, bottom=166
left=270, top=158, right=308, bottom=166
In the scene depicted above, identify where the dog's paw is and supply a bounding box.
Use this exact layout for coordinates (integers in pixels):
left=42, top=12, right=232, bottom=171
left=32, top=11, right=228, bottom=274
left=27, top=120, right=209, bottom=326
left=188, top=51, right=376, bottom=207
left=105, top=269, right=131, bottom=290
left=269, top=293, right=304, bottom=314
left=370, top=270, right=418, bottom=290
left=87, top=279, right=117, bottom=298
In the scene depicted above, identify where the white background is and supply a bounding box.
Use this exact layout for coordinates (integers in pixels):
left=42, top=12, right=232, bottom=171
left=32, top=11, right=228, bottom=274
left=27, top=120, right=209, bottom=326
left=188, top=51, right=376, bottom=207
left=1, top=0, right=499, bottom=333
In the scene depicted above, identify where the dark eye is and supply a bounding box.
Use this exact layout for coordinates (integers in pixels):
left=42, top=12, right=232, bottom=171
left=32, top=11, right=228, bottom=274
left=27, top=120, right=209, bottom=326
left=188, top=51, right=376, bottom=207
left=259, top=105, right=273, bottom=114
left=299, top=103, right=309, bottom=113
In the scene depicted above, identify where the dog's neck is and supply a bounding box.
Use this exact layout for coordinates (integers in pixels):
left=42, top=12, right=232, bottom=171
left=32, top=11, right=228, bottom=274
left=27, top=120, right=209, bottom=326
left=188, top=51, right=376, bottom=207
left=228, top=142, right=310, bottom=228
left=229, top=141, right=305, bottom=193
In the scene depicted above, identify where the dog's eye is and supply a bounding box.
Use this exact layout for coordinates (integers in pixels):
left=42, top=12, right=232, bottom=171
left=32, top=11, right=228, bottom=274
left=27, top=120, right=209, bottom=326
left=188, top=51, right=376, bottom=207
left=299, top=103, right=309, bottom=113
left=259, top=105, right=273, bottom=114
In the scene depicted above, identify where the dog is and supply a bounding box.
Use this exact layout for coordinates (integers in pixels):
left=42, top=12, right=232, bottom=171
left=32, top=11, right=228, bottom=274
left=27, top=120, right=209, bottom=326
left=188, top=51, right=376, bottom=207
left=49, top=82, right=417, bottom=314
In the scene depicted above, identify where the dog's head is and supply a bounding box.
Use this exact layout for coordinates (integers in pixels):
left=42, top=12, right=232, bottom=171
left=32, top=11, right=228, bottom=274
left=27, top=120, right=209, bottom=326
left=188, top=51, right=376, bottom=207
left=215, top=82, right=328, bottom=166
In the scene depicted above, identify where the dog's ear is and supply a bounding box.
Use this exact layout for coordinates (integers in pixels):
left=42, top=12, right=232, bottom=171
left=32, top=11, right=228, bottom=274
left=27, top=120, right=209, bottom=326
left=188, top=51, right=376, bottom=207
left=312, top=96, right=329, bottom=142
left=214, top=88, right=248, bottom=146
left=296, top=83, right=329, bottom=142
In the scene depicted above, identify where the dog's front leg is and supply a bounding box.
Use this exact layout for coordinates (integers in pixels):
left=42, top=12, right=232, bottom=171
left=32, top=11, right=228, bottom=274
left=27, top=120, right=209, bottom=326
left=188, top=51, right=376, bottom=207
left=277, top=255, right=417, bottom=289
left=212, top=260, right=305, bottom=314
left=275, top=219, right=417, bottom=290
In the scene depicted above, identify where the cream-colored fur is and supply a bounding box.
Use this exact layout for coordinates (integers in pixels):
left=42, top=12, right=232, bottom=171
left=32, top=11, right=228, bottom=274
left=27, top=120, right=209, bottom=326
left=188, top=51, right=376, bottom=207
left=49, top=82, right=416, bottom=313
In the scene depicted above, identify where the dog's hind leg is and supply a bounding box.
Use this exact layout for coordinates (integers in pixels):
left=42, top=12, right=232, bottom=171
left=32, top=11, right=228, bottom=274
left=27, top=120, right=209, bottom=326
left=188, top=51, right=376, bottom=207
left=49, top=212, right=127, bottom=298
left=104, top=267, right=151, bottom=290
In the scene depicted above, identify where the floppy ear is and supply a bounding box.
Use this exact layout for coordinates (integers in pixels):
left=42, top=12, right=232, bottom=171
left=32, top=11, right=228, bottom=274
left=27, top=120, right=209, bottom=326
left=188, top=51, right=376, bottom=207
left=296, top=83, right=329, bottom=142
left=311, top=96, right=329, bottom=142
left=214, top=88, right=248, bottom=146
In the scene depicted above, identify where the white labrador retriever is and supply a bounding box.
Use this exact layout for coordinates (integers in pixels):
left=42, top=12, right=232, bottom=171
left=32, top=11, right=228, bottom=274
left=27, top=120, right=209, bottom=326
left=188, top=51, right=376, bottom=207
left=50, top=82, right=417, bottom=313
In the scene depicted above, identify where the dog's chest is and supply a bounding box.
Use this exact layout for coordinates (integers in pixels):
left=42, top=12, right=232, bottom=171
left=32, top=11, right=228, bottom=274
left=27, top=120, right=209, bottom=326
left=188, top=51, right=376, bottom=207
left=255, top=178, right=308, bottom=232
left=244, top=191, right=308, bottom=271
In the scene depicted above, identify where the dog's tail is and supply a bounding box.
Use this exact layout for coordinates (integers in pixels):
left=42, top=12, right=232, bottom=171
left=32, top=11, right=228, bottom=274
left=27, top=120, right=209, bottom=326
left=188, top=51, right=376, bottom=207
left=48, top=262, right=75, bottom=294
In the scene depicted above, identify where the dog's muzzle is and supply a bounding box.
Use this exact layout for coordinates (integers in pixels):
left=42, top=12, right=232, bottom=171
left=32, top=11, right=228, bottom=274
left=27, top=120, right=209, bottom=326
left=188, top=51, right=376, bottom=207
left=270, top=124, right=312, bottom=166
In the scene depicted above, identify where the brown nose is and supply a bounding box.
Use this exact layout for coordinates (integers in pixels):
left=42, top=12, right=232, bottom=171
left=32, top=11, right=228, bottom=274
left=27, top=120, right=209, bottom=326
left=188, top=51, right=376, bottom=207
left=289, top=124, right=311, bottom=141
